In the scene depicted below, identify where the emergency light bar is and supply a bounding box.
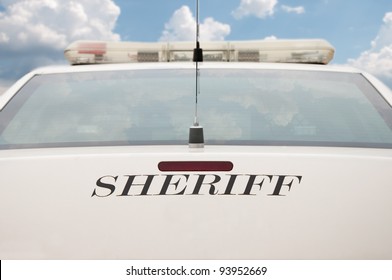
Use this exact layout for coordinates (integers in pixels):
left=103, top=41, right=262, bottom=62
left=64, top=39, right=335, bottom=65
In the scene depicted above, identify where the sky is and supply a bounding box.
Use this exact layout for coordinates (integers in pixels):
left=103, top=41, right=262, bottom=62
left=1, top=0, right=392, bottom=94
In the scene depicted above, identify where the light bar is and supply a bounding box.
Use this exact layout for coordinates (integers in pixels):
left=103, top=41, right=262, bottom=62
left=64, top=39, right=335, bottom=65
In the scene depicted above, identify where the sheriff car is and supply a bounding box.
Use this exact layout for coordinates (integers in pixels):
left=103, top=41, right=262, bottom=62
left=0, top=39, right=391, bottom=259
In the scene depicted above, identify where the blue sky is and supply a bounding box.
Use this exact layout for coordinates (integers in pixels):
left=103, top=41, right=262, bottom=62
left=1, top=0, right=392, bottom=93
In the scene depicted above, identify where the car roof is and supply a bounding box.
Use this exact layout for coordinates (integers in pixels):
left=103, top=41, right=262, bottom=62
left=30, top=62, right=363, bottom=75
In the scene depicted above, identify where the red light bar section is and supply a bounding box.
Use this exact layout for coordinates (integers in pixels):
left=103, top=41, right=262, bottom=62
left=77, top=42, right=106, bottom=55
left=158, top=161, right=233, bottom=172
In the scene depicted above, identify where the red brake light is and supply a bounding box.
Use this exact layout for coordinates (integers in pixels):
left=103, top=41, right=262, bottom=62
left=158, top=161, right=233, bottom=172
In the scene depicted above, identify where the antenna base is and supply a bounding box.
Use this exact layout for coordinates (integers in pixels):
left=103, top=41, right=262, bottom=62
left=193, top=46, right=203, bottom=62
left=189, top=125, right=204, bottom=148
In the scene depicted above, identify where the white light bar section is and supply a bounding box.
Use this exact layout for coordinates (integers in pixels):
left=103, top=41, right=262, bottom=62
left=64, top=39, right=335, bottom=65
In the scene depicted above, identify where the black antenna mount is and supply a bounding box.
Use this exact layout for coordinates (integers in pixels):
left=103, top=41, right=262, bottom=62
left=189, top=0, right=204, bottom=148
left=193, top=41, right=203, bottom=63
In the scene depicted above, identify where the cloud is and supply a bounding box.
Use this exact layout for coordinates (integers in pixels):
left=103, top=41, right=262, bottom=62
left=281, top=5, right=305, bottom=14
left=160, top=6, right=230, bottom=41
left=348, top=12, right=392, bottom=80
left=0, top=0, right=121, bottom=52
left=264, top=35, right=277, bottom=40
left=0, top=0, right=121, bottom=85
left=232, top=0, right=278, bottom=19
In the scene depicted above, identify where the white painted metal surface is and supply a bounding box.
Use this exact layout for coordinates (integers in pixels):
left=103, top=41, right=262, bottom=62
left=0, top=146, right=391, bottom=259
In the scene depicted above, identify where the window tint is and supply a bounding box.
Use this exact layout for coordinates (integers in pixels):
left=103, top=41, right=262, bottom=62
left=0, top=69, right=392, bottom=149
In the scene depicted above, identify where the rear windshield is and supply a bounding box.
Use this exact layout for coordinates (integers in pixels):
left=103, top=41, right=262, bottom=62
left=1, top=68, right=392, bottom=149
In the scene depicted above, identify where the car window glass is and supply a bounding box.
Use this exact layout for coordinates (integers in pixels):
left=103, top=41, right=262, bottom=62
left=0, top=69, right=391, bottom=149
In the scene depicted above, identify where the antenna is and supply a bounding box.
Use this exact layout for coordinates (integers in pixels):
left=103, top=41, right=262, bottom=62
left=189, top=0, right=204, bottom=148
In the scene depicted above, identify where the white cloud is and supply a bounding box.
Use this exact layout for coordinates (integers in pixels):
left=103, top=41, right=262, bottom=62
left=264, top=35, right=277, bottom=40
left=200, top=17, right=231, bottom=41
left=0, top=32, right=9, bottom=43
left=0, top=0, right=121, bottom=52
left=348, top=12, right=392, bottom=80
left=160, top=6, right=230, bottom=41
left=281, top=5, right=305, bottom=14
left=232, top=0, right=278, bottom=19
left=0, top=0, right=121, bottom=83
left=371, top=12, right=392, bottom=49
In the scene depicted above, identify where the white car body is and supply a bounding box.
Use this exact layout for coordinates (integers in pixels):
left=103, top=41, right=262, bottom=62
left=0, top=62, right=392, bottom=259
